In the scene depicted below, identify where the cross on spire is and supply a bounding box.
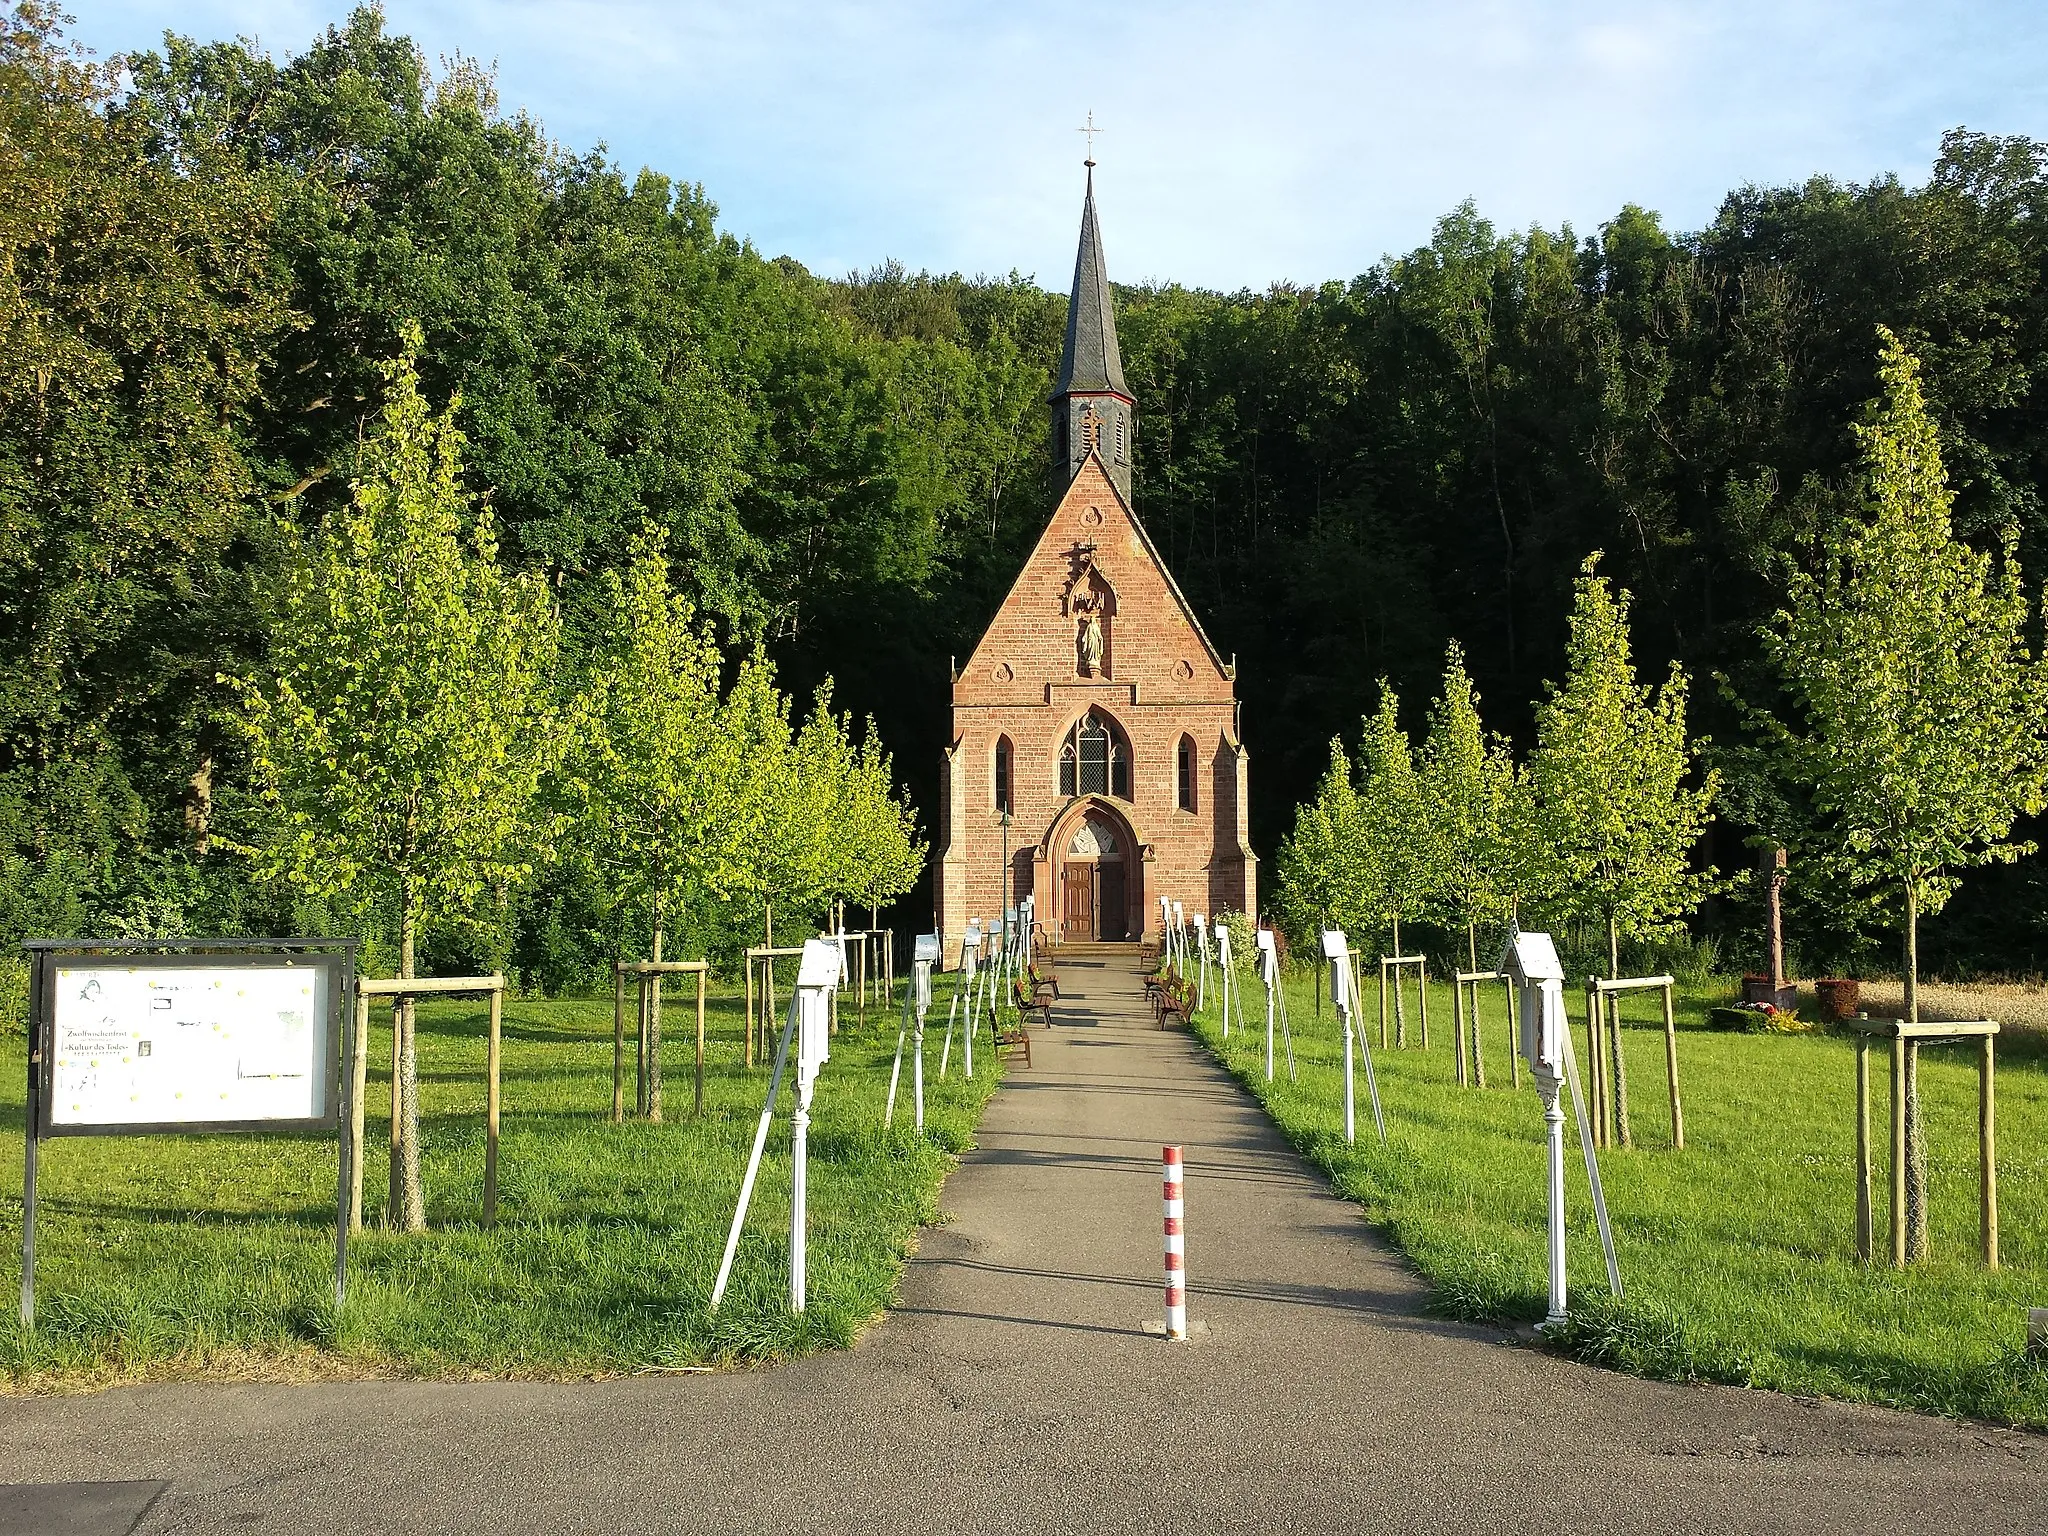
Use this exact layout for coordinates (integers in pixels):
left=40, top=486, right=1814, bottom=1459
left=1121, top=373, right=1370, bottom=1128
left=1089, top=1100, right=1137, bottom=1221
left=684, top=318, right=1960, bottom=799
left=1077, top=110, right=1101, bottom=166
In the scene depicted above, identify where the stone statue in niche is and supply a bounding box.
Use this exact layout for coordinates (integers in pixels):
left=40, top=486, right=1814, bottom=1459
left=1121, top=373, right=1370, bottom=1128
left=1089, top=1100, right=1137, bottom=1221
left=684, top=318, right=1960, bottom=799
left=1061, top=541, right=1114, bottom=677
left=1078, top=603, right=1104, bottom=675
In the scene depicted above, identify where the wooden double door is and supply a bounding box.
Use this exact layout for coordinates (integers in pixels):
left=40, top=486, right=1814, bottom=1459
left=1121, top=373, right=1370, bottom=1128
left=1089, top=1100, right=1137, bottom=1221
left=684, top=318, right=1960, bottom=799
left=1060, top=861, right=1128, bottom=941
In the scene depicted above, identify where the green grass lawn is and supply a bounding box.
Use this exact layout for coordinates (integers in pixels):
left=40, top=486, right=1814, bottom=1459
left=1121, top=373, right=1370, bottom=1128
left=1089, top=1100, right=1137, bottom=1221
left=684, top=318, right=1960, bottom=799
left=0, top=973, right=998, bottom=1389
left=1189, top=964, right=2048, bottom=1428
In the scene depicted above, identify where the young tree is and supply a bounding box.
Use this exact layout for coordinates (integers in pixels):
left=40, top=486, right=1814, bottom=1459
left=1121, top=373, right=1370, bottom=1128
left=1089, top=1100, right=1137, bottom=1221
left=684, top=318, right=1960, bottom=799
left=1419, top=643, right=1520, bottom=968
left=1527, top=555, right=1719, bottom=977
left=1355, top=684, right=1436, bottom=1042
left=1356, top=683, right=1434, bottom=959
left=238, top=328, right=560, bottom=1230
left=576, top=536, right=756, bottom=1114
left=1760, top=327, right=2048, bottom=1025
left=837, top=726, right=927, bottom=926
left=1274, top=738, right=1366, bottom=945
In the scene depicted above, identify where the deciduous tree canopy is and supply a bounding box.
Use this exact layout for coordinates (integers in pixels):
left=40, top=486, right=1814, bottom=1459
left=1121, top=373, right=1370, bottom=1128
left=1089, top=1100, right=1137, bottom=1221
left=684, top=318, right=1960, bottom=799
left=9, top=2, right=2048, bottom=984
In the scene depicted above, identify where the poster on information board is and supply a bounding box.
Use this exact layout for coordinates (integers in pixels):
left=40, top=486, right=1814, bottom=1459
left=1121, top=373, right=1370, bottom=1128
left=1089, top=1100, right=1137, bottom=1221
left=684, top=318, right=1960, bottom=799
left=36, top=952, right=344, bottom=1137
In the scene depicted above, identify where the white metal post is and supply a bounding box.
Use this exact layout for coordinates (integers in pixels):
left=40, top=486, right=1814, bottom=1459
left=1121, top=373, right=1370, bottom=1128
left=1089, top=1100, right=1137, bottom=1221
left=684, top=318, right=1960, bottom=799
left=912, top=934, right=936, bottom=1131
left=1214, top=922, right=1234, bottom=1039
left=1325, top=931, right=1355, bottom=1144
left=790, top=1094, right=809, bottom=1311
left=788, top=938, right=838, bottom=1313
left=1258, top=928, right=1277, bottom=1080
left=1501, top=928, right=1618, bottom=1329
left=912, top=975, right=926, bottom=1129
left=1543, top=1060, right=1568, bottom=1327
left=1196, top=914, right=1209, bottom=1012
left=961, top=927, right=979, bottom=1079
left=1265, top=969, right=1276, bottom=1078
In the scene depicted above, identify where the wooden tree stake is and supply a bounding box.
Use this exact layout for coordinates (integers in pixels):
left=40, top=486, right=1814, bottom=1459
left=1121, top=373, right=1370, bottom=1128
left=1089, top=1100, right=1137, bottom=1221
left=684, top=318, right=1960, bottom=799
left=695, top=966, right=708, bottom=1118
left=484, top=986, right=502, bottom=1226
left=1660, top=981, right=1683, bottom=1151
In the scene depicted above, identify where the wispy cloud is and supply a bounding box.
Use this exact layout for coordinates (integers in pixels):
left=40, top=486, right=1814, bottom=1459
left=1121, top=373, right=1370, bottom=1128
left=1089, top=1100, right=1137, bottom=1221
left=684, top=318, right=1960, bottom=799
left=75, top=0, right=2048, bottom=290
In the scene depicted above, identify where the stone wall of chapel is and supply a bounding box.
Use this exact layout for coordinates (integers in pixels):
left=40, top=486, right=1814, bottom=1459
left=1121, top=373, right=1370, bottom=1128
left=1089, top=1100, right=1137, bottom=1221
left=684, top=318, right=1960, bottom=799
left=935, top=456, right=1255, bottom=962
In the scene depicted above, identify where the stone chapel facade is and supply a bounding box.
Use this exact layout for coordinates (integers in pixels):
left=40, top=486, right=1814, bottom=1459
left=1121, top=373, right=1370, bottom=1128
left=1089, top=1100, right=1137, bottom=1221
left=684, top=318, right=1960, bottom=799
left=934, top=168, right=1254, bottom=956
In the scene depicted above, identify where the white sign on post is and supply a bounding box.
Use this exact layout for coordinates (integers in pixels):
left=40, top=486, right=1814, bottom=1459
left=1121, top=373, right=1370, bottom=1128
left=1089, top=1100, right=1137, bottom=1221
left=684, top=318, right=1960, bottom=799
left=712, top=932, right=844, bottom=1315
left=1255, top=927, right=1293, bottom=1081
left=1504, top=930, right=1565, bottom=1074
left=890, top=932, right=942, bottom=1130
left=913, top=932, right=939, bottom=1012
left=797, top=939, right=838, bottom=1097
left=48, top=963, right=336, bottom=1133
left=1321, top=928, right=1382, bottom=1143
left=1212, top=921, right=1233, bottom=1038
left=1497, top=926, right=1619, bottom=1326
left=1320, top=929, right=1350, bottom=1008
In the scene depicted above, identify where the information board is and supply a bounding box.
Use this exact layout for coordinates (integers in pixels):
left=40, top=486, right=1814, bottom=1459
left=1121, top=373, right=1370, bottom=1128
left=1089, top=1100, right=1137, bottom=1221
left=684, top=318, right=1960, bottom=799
left=42, top=959, right=340, bottom=1134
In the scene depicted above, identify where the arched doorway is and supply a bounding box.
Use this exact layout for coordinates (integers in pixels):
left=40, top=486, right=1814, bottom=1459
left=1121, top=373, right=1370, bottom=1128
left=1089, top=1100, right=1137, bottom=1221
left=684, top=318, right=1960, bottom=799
left=1059, top=808, right=1132, bottom=942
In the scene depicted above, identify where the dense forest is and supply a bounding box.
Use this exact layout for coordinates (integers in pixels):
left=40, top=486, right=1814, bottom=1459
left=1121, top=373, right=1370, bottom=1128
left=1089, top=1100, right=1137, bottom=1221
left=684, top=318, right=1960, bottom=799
left=6, top=2, right=2048, bottom=984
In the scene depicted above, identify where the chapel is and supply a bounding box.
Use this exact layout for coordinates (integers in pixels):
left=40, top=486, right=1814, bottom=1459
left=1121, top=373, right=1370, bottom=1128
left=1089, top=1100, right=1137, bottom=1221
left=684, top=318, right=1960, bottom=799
left=933, top=163, right=1254, bottom=957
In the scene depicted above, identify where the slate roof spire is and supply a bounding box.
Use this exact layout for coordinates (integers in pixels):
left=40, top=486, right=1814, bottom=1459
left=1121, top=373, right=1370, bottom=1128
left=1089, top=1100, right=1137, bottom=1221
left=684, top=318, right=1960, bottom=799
left=1056, top=164, right=1129, bottom=399
left=1052, top=160, right=1135, bottom=501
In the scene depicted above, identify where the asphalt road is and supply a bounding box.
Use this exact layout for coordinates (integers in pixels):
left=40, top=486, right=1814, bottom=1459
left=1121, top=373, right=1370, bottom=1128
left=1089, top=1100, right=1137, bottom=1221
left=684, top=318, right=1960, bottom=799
left=2, top=948, right=2042, bottom=1534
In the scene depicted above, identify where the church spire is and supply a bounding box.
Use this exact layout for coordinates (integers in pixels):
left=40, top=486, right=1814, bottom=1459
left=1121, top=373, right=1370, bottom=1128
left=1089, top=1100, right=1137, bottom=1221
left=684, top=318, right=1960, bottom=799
left=1052, top=155, right=1134, bottom=502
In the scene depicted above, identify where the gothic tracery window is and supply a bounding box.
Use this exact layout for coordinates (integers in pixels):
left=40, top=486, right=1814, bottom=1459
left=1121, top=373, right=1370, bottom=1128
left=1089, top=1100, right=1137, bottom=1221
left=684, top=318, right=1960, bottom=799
left=1059, top=711, right=1131, bottom=800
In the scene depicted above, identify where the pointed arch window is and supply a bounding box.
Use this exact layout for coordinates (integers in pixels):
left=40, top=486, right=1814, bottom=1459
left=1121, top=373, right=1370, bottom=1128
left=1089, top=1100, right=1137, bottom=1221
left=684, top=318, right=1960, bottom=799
left=994, top=735, right=1013, bottom=813
left=1059, top=710, right=1131, bottom=800
left=1176, top=734, right=1197, bottom=812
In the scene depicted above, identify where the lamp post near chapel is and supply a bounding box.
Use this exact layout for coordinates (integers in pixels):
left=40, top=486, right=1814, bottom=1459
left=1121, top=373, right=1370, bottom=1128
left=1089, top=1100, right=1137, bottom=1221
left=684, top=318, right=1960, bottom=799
left=1000, top=808, right=1012, bottom=938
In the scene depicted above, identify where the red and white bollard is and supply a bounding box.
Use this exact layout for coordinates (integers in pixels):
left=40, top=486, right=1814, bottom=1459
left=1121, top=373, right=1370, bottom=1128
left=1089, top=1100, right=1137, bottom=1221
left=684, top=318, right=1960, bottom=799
left=1162, top=1145, right=1188, bottom=1340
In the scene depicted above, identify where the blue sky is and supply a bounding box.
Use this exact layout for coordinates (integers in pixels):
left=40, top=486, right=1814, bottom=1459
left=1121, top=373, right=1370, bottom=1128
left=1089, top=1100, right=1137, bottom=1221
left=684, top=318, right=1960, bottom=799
left=72, top=1, right=2048, bottom=293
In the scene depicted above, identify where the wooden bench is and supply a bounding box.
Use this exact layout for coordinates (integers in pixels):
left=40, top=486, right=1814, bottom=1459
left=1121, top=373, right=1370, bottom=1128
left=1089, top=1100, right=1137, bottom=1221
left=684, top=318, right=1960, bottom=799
left=1143, top=962, right=1172, bottom=1006
left=1028, top=958, right=1060, bottom=1001
left=1013, top=974, right=1054, bottom=1028
left=1153, top=973, right=1195, bottom=1029
left=990, top=993, right=1034, bottom=1067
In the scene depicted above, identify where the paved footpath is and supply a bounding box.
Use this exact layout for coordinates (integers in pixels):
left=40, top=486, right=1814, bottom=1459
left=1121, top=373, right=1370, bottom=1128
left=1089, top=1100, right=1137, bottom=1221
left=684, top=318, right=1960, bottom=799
left=4, top=950, right=2045, bottom=1534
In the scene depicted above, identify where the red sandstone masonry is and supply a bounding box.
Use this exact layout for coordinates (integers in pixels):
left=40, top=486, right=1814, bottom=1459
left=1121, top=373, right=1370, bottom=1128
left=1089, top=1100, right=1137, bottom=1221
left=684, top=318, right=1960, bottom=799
left=935, top=454, right=1254, bottom=963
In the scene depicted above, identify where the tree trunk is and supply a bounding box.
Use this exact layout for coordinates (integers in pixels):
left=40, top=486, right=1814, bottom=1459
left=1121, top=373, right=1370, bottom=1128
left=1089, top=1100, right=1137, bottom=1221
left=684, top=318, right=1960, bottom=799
left=1904, top=880, right=1919, bottom=1024
left=399, top=907, right=425, bottom=1233
left=1467, top=922, right=1478, bottom=974
left=649, top=902, right=665, bottom=1124
left=1390, top=914, right=1407, bottom=1046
